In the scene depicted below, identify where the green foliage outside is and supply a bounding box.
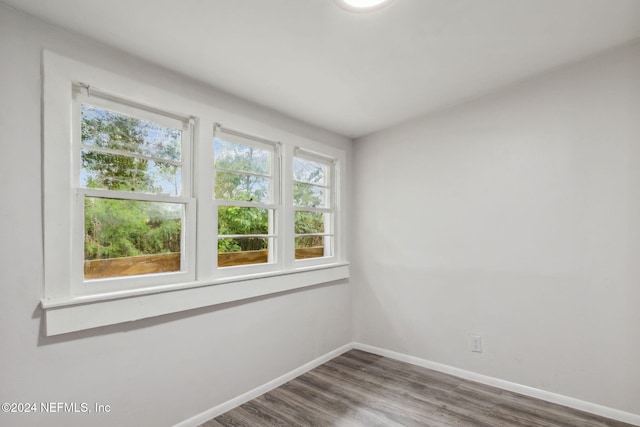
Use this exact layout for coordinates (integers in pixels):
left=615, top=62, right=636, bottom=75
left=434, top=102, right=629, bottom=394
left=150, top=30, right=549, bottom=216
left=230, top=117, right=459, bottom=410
left=293, top=157, right=328, bottom=249
left=214, top=141, right=327, bottom=253
left=82, top=108, right=330, bottom=262
left=215, top=140, right=270, bottom=253
left=84, top=198, right=181, bottom=260
left=82, top=105, right=182, bottom=260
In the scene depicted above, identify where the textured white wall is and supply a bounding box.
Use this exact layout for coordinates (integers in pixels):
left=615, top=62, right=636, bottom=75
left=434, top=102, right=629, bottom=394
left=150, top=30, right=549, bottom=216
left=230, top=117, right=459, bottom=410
left=0, top=5, right=352, bottom=427
left=353, top=42, right=640, bottom=415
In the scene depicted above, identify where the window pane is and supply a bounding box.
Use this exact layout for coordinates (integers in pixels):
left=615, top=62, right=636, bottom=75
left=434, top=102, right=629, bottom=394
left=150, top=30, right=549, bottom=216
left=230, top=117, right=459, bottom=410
left=81, top=149, right=181, bottom=195
left=294, top=157, right=326, bottom=185
left=218, top=206, right=269, bottom=235
left=218, top=237, right=271, bottom=267
left=295, top=236, right=331, bottom=259
left=84, top=197, right=183, bottom=279
left=81, top=105, right=182, bottom=161
left=215, top=171, right=270, bottom=203
left=214, top=138, right=271, bottom=175
left=218, top=206, right=273, bottom=267
left=295, top=211, right=326, bottom=234
left=294, top=182, right=326, bottom=208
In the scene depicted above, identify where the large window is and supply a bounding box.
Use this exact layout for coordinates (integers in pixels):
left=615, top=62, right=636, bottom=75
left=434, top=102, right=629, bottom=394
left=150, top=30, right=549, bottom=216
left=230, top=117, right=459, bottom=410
left=42, top=51, right=348, bottom=335
left=72, top=86, right=196, bottom=293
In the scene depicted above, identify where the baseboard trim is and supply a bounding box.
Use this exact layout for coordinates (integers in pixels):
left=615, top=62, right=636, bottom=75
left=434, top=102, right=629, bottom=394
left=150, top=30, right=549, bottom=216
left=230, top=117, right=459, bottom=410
left=174, top=343, right=354, bottom=427
left=353, top=342, right=640, bottom=426
left=176, top=341, right=639, bottom=427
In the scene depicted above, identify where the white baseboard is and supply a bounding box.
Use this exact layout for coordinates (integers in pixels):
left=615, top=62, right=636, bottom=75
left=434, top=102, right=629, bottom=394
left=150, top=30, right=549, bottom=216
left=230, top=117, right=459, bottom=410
left=176, top=341, right=640, bottom=427
left=174, top=343, right=354, bottom=427
left=353, top=342, right=640, bottom=426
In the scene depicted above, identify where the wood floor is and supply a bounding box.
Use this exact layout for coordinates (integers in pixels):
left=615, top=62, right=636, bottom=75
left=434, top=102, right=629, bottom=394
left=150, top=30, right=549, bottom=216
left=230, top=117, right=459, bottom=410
left=200, top=350, right=634, bottom=427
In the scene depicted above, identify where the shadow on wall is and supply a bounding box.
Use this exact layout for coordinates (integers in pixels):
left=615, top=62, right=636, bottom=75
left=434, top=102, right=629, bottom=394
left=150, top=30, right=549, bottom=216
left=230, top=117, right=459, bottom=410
left=34, top=279, right=348, bottom=346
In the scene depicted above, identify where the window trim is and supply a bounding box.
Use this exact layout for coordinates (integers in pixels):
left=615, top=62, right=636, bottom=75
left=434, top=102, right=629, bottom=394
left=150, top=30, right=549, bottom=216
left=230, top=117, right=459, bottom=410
left=41, top=262, right=349, bottom=335
left=293, top=148, right=339, bottom=265
left=213, top=124, right=282, bottom=276
left=71, top=88, right=197, bottom=294
left=41, top=50, right=349, bottom=336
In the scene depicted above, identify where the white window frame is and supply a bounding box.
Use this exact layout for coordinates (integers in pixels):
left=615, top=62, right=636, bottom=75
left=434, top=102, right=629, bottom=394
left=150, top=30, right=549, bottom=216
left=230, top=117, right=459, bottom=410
left=71, top=86, right=197, bottom=295
left=213, top=124, right=283, bottom=277
left=293, top=148, right=339, bottom=266
left=41, top=51, right=349, bottom=336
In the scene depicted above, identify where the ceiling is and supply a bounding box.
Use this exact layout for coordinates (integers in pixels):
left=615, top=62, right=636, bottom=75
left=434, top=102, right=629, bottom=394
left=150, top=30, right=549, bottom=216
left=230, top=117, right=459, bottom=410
left=4, top=0, right=640, bottom=138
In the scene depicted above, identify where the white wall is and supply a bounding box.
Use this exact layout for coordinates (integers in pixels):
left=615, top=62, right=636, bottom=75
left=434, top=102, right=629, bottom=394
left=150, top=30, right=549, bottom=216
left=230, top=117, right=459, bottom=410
left=353, top=42, right=640, bottom=415
left=3, top=1, right=639, bottom=423
left=0, top=5, right=352, bottom=427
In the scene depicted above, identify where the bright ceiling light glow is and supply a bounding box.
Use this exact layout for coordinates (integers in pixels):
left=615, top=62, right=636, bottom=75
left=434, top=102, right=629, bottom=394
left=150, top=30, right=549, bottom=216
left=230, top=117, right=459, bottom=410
left=336, top=0, right=393, bottom=12
left=344, top=0, right=388, bottom=7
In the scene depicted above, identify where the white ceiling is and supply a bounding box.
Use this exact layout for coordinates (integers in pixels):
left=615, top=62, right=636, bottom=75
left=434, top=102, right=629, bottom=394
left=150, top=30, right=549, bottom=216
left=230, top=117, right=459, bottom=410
left=4, top=0, right=640, bottom=138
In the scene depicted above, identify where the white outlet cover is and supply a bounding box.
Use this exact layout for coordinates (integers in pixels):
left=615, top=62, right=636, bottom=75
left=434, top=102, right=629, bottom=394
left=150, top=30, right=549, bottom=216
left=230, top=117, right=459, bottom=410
left=470, top=334, right=483, bottom=353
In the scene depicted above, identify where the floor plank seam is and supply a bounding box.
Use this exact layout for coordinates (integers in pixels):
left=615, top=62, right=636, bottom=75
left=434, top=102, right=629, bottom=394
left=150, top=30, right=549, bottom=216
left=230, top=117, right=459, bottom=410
left=200, top=349, right=637, bottom=427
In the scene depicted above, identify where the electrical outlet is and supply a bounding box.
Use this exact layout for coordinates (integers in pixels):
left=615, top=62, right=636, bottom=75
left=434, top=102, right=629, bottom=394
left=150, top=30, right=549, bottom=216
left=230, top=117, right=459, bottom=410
left=470, top=334, right=483, bottom=353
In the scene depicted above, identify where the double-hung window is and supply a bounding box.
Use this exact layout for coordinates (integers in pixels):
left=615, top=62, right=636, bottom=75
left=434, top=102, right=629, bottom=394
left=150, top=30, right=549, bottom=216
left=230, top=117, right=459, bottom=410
left=42, top=51, right=348, bottom=336
left=72, top=86, right=195, bottom=294
left=213, top=125, right=280, bottom=270
left=293, top=150, right=336, bottom=262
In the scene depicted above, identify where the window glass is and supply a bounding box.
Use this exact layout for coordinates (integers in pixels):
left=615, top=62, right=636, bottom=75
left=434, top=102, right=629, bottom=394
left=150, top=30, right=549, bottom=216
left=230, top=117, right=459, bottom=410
left=214, top=138, right=271, bottom=175
left=293, top=157, right=325, bottom=185
left=214, top=138, right=272, bottom=203
left=81, top=105, right=182, bottom=196
left=294, top=182, right=326, bottom=208
left=295, top=211, right=325, bottom=234
left=215, top=172, right=270, bottom=203
left=294, top=156, right=333, bottom=260
left=84, top=197, right=183, bottom=279
left=80, top=100, right=187, bottom=281
left=214, top=131, right=276, bottom=268
left=295, top=237, right=332, bottom=258
left=82, top=105, right=182, bottom=160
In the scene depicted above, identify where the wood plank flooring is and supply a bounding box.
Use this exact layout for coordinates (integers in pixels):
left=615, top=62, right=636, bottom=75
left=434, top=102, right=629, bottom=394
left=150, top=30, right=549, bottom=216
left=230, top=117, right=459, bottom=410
left=200, top=350, right=634, bottom=427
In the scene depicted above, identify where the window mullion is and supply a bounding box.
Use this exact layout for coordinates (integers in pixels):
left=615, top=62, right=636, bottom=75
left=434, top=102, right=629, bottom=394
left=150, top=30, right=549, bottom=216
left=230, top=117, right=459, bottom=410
left=196, top=119, right=216, bottom=280
left=328, top=157, right=337, bottom=258
left=68, top=91, right=84, bottom=296
left=294, top=206, right=334, bottom=214
left=273, top=142, right=282, bottom=267
left=215, top=168, right=271, bottom=179
left=79, top=188, right=192, bottom=204
left=293, top=180, right=329, bottom=189
left=80, top=144, right=183, bottom=166
left=220, top=234, right=278, bottom=239
left=282, top=144, right=295, bottom=269
left=215, top=200, right=278, bottom=210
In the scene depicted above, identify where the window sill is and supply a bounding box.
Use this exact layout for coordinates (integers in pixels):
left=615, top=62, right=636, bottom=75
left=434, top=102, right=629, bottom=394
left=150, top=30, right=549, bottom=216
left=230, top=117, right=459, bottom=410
left=41, top=262, right=349, bottom=336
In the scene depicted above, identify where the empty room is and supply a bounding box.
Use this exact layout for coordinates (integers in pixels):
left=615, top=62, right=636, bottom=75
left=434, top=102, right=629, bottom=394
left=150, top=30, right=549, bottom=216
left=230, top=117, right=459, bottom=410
left=1, top=0, right=639, bottom=426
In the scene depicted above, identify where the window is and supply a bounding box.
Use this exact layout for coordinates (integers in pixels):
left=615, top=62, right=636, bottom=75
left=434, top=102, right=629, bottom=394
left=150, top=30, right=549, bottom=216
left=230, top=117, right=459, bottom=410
left=41, top=51, right=348, bottom=335
left=74, top=86, right=195, bottom=291
left=214, top=126, right=279, bottom=269
left=294, top=150, right=335, bottom=261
